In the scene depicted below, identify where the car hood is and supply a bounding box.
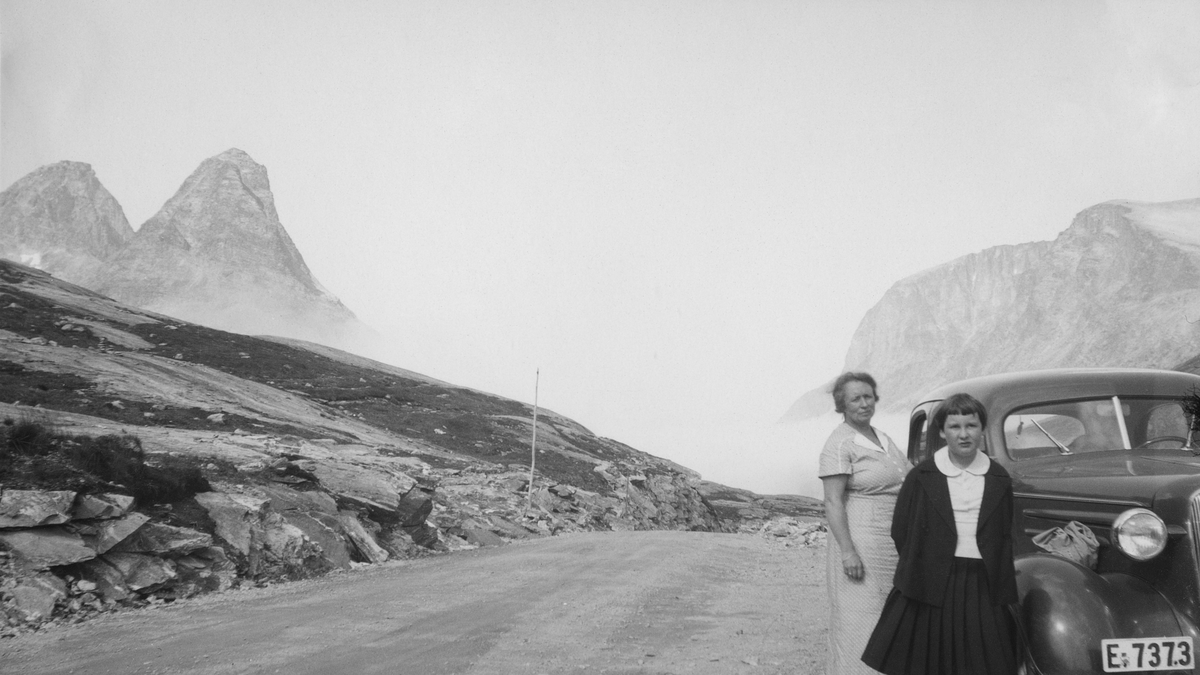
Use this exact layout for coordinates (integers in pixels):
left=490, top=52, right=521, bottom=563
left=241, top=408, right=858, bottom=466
left=1009, top=450, right=1200, bottom=505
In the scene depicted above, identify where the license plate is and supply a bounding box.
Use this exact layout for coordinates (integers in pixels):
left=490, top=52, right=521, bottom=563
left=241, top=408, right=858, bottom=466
left=1102, top=636, right=1194, bottom=672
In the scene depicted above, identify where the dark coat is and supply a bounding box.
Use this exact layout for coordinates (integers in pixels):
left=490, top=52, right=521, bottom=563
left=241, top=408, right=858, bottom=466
left=890, top=455, right=1019, bottom=606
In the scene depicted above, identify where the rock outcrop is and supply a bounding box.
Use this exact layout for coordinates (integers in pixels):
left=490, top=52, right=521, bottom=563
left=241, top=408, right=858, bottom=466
left=0, top=258, right=749, bottom=634
left=784, top=198, right=1200, bottom=418
left=697, top=481, right=823, bottom=528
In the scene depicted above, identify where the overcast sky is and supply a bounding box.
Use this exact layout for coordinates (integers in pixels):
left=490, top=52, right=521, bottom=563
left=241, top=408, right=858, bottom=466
left=3, top=1, right=1199, bottom=496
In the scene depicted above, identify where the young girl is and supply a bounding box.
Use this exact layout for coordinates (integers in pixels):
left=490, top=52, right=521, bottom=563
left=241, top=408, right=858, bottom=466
left=861, top=393, right=1019, bottom=675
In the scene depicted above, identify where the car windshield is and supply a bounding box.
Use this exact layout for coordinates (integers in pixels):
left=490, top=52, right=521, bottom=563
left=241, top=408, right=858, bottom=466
left=1004, top=396, right=1198, bottom=460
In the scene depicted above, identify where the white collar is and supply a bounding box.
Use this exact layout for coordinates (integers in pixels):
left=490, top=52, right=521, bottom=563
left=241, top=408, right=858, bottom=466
left=851, top=427, right=888, bottom=453
left=934, top=447, right=990, bottom=477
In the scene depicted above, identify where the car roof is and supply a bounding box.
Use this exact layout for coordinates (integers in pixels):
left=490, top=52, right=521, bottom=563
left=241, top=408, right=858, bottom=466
left=915, top=368, right=1200, bottom=418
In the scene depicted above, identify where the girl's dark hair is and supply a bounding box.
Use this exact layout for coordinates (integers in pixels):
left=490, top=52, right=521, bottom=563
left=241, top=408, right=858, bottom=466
left=932, top=392, right=988, bottom=430
left=830, top=372, right=878, bottom=414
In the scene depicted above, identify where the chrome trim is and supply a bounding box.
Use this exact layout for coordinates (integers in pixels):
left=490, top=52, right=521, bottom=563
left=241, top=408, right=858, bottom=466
left=1113, top=395, right=1132, bottom=449
left=1111, top=508, right=1167, bottom=560
left=1013, top=492, right=1143, bottom=508
left=1191, top=494, right=1200, bottom=591
left=1022, top=509, right=1122, bottom=527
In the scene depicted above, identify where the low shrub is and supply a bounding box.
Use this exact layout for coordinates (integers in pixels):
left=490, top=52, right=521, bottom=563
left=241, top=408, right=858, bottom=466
left=0, top=420, right=210, bottom=504
left=4, top=417, right=56, bottom=456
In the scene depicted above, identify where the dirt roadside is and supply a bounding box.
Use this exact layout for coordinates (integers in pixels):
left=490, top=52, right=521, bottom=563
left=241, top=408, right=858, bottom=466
left=1, top=531, right=829, bottom=675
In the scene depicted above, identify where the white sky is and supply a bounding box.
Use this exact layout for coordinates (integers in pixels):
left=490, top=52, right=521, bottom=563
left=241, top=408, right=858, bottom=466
left=2, top=1, right=1199, bottom=497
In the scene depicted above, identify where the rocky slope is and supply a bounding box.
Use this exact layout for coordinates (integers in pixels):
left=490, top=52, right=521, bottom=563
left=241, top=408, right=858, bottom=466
left=0, top=259, right=804, bottom=634
left=0, top=150, right=372, bottom=352
left=784, top=198, right=1200, bottom=419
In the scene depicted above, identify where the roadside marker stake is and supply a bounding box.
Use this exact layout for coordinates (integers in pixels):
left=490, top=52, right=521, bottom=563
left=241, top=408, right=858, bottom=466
left=527, top=368, right=539, bottom=513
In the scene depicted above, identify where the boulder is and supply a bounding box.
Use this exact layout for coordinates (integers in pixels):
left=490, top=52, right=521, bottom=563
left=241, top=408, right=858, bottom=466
left=171, top=546, right=236, bottom=597
left=259, top=484, right=352, bottom=569
left=258, top=517, right=328, bottom=577
left=72, top=493, right=135, bottom=520
left=193, top=491, right=265, bottom=556
left=108, top=522, right=212, bottom=556
left=337, top=512, right=389, bottom=564
left=531, top=486, right=571, bottom=514
left=193, top=490, right=329, bottom=578
left=76, top=512, right=151, bottom=554
left=762, top=518, right=799, bottom=538
left=76, top=557, right=132, bottom=601
left=308, top=463, right=417, bottom=521
left=396, top=486, right=434, bottom=527
left=260, top=484, right=338, bottom=515
left=0, top=527, right=96, bottom=570
left=11, top=573, right=68, bottom=622
left=599, top=471, right=724, bottom=532
left=403, top=521, right=442, bottom=550
left=103, top=552, right=177, bottom=592
left=501, top=477, right=528, bottom=493
left=457, top=520, right=505, bottom=547
left=276, top=510, right=352, bottom=570
left=550, top=484, right=577, bottom=498
left=0, top=490, right=77, bottom=528
left=486, top=515, right=536, bottom=539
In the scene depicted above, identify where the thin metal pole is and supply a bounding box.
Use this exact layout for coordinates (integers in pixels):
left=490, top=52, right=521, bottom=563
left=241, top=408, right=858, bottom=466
left=526, top=368, right=539, bottom=512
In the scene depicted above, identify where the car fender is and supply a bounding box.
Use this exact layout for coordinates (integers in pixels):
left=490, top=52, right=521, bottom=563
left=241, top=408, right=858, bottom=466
left=1016, top=553, right=1197, bottom=674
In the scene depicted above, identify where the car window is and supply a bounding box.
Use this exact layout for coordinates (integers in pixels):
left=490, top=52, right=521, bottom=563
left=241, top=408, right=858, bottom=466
left=1004, top=396, right=1196, bottom=459
left=1005, top=412, right=1085, bottom=460
left=908, top=402, right=938, bottom=464
left=1136, top=401, right=1190, bottom=447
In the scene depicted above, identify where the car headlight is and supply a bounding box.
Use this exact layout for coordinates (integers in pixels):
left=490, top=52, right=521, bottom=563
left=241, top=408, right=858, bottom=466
left=1111, top=508, right=1168, bottom=561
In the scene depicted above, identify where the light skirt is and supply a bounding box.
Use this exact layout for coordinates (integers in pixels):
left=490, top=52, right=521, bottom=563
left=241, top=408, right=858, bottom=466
left=826, top=493, right=898, bottom=675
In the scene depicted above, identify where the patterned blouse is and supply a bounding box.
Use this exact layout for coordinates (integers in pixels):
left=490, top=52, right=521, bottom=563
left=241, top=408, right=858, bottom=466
left=818, top=422, right=912, bottom=496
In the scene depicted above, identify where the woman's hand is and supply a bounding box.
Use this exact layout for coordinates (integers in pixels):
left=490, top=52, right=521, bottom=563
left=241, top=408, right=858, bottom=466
left=841, top=550, right=865, bottom=581
left=823, top=474, right=866, bottom=581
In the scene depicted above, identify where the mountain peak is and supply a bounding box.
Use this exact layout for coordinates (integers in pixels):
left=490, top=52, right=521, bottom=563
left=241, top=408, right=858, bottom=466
left=783, top=196, right=1200, bottom=421
left=88, top=150, right=363, bottom=346
left=216, top=147, right=254, bottom=161
left=0, top=159, right=133, bottom=282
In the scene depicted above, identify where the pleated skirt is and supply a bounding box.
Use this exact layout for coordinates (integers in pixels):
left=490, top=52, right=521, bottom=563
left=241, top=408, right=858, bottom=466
left=860, top=558, right=1018, bottom=675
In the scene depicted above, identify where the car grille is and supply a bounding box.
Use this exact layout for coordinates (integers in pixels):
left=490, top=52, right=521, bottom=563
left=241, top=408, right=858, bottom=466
left=1190, top=494, right=1200, bottom=581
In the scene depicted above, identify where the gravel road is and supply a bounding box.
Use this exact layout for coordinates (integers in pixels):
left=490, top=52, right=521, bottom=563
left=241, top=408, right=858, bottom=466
left=1, top=531, right=828, bottom=675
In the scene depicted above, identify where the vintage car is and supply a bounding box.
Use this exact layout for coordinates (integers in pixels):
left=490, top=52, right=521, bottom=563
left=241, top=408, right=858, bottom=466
left=908, top=368, right=1200, bottom=675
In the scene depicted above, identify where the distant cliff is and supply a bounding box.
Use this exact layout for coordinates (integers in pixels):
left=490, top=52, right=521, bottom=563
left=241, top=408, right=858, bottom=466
left=784, top=198, right=1200, bottom=420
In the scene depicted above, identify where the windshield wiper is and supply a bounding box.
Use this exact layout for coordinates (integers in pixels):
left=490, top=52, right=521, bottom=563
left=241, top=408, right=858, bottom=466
left=1186, top=430, right=1200, bottom=455
left=1031, top=419, right=1072, bottom=455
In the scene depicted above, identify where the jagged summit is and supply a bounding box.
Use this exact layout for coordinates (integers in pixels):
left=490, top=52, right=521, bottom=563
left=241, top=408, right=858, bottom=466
left=0, top=150, right=372, bottom=352
left=142, top=148, right=300, bottom=275
left=783, top=198, right=1200, bottom=421
left=90, top=148, right=364, bottom=346
left=98, top=148, right=325, bottom=300
left=0, top=160, right=133, bottom=284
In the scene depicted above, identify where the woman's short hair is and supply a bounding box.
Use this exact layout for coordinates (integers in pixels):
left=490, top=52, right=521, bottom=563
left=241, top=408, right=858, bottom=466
left=830, top=372, right=878, bottom=414
left=932, top=392, right=988, bottom=430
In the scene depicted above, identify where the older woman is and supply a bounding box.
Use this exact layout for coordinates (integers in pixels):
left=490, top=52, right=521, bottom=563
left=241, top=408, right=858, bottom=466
left=819, top=372, right=912, bottom=675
